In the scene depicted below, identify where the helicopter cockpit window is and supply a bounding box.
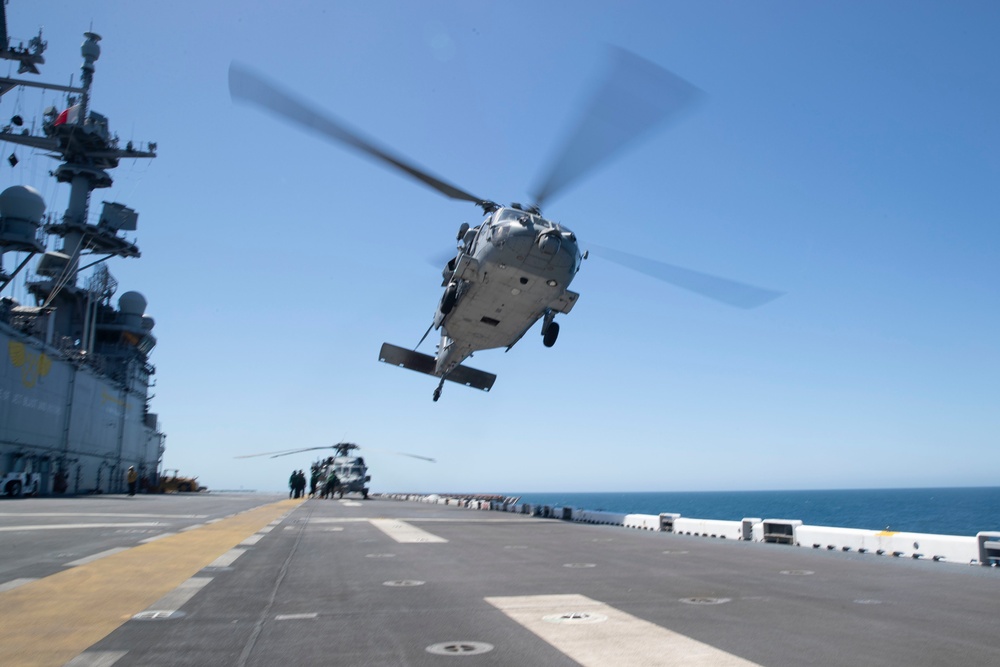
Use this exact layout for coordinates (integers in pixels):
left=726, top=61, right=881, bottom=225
left=496, top=208, right=539, bottom=226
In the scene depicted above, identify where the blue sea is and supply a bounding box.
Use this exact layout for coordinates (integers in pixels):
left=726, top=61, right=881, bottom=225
left=511, top=488, right=1000, bottom=537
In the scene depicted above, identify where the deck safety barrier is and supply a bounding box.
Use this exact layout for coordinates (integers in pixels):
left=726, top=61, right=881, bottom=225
left=977, top=532, right=1000, bottom=566
left=384, top=495, right=995, bottom=568
left=760, top=519, right=802, bottom=545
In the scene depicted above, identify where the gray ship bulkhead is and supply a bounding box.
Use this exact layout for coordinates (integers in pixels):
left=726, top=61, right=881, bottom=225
left=0, top=22, right=164, bottom=496
left=0, top=323, right=163, bottom=494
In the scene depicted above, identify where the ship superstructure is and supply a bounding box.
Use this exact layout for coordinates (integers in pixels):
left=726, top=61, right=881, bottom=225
left=0, top=7, right=164, bottom=495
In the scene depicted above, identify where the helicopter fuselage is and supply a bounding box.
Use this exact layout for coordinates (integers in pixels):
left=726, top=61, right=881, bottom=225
left=316, top=454, right=370, bottom=499
left=434, top=206, right=581, bottom=377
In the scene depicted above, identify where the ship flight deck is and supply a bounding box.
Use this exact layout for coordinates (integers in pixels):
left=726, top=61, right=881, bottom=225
left=1, top=493, right=998, bottom=666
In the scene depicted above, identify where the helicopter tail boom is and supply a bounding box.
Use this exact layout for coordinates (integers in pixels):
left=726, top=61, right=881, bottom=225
left=378, top=343, right=496, bottom=392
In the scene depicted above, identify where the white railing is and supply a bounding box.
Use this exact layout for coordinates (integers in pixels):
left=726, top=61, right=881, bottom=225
left=375, top=493, right=997, bottom=567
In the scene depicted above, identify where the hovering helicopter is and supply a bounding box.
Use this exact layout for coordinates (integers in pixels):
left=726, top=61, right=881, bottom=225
left=235, top=442, right=434, bottom=499
left=228, top=49, right=781, bottom=402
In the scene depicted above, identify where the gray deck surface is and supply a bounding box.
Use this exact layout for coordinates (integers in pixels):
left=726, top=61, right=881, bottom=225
left=2, top=493, right=998, bottom=666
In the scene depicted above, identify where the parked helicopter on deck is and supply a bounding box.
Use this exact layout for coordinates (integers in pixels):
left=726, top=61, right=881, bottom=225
left=235, top=442, right=434, bottom=499
left=229, top=49, right=781, bottom=401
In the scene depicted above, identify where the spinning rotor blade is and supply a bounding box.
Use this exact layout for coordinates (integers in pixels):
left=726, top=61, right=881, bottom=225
left=530, top=48, right=703, bottom=209
left=588, top=244, right=783, bottom=309
left=229, top=62, right=489, bottom=207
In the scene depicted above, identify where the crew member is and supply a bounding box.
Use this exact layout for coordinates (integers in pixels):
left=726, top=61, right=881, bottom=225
left=127, top=466, right=138, bottom=496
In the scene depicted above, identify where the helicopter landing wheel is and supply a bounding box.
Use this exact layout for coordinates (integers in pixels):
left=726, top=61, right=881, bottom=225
left=433, top=378, right=445, bottom=402
left=440, top=284, right=458, bottom=315
left=543, top=321, right=560, bottom=348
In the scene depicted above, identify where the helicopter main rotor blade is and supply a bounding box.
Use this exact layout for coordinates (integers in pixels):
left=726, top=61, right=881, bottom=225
left=588, top=244, right=783, bottom=309
left=229, top=62, right=489, bottom=207
left=391, top=452, right=437, bottom=463
left=530, top=48, right=703, bottom=210
left=234, top=446, right=336, bottom=459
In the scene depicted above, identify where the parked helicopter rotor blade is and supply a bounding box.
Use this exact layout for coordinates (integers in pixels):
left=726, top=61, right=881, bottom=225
left=229, top=62, right=490, bottom=207
left=236, top=445, right=436, bottom=462
left=267, top=448, right=337, bottom=459
left=391, top=452, right=437, bottom=463
left=234, top=446, right=338, bottom=459
left=588, top=244, right=783, bottom=309
left=530, top=47, right=703, bottom=210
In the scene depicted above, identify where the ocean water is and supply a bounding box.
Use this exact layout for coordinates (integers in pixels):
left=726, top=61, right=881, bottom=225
left=511, top=487, right=1000, bottom=537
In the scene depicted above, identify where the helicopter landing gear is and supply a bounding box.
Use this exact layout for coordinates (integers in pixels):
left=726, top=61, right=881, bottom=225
left=542, top=310, right=559, bottom=348
left=440, top=283, right=458, bottom=315
left=433, top=377, right=445, bottom=402
left=543, top=322, right=559, bottom=347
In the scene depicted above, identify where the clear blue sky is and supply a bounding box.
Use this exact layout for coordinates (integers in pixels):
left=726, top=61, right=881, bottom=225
left=4, top=1, right=998, bottom=494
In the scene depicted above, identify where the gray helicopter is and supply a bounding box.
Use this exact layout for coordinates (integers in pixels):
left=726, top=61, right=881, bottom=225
left=229, top=49, right=781, bottom=402
left=236, top=442, right=434, bottom=499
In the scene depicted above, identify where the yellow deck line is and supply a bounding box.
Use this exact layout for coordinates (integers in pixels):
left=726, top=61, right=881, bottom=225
left=0, top=498, right=304, bottom=667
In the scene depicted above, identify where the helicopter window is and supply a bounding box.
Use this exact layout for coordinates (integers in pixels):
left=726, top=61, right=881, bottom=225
left=497, top=208, right=537, bottom=225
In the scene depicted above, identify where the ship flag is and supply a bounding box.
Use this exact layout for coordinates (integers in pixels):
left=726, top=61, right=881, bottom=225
left=53, top=104, right=81, bottom=126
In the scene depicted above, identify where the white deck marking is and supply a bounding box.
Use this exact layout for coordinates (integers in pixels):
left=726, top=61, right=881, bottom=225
left=0, top=522, right=160, bottom=532
left=485, top=594, right=761, bottom=666
left=143, top=576, right=213, bottom=612
left=139, top=532, right=177, bottom=544
left=259, top=525, right=275, bottom=533
left=369, top=519, right=448, bottom=543
left=0, top=512, right=205, bottom=518
left=63, top=650, right=128, bottom=666
left=240, top=533, right=264, bottom=545
left=64, top=547, right=130, bottom=567
left=0, top=577, right=37, bottom=592
left=206, top=548, right=246, bottom=568
left=275, top=613, right=318, bottom=620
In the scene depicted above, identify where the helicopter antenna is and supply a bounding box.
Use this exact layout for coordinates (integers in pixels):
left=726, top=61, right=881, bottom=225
left=414, top=321, right=434, bottom=351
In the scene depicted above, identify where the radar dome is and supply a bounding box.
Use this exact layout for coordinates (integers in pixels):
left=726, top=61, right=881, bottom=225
left=0, top=185, right=46, bottom=223
left=81, top=33, right=102, bottom=62
left=118, top=292, right=147, bottom=328
left=118, top=291, right=147, bottom=315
